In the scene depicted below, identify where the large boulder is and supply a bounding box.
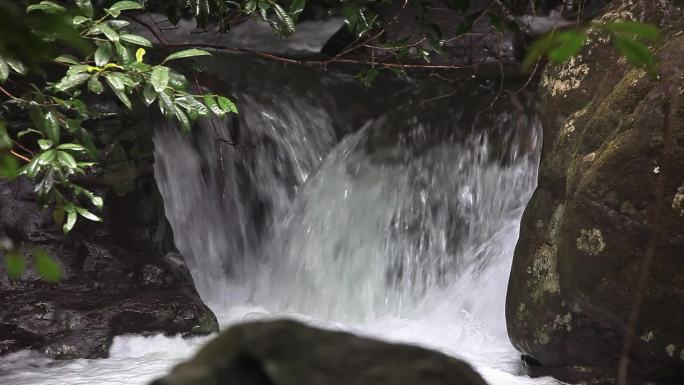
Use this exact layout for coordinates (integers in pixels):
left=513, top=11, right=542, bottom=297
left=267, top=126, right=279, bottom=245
left=152, top=320, right=487, bottom=385
left=0, top=158, right=218, bottom=358
left=506, top=0, right=684, bottom=383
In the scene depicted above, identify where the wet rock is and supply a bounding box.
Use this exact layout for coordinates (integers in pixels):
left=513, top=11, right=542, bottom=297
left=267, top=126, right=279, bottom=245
left=152, top=320, right=487, bottom=385
left=506, top=0, right=684, bottom=383
left=0, top=174, right=218, bottom=359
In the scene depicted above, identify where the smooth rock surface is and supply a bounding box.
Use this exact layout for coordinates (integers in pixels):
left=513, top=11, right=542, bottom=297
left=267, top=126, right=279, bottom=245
left=152, top=319, right=488, bottom=385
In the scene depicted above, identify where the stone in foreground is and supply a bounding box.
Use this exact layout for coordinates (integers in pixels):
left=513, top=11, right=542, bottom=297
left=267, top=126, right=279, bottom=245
left=152, top=319, right=487, bottom=385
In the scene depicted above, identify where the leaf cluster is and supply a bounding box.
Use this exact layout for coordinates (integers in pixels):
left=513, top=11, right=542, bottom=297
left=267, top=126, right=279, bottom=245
left=523, top=20, right=662, bottom=78
left=0, top=0, right=237, bottom=240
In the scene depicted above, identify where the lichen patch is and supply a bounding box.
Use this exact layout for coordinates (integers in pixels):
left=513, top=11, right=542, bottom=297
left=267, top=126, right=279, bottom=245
left=641, top=331, right=655, bottom=342
left=529, top=244, right=561, bottom=302
left=553, top=313, right=573, bottom=332
left=672, top=183, right=684, bottom=216
left=666, top=344, right=676, bottom=357
left=576, top=228, right=606, bottom=256
left=543, top=57, right=590, bottom=97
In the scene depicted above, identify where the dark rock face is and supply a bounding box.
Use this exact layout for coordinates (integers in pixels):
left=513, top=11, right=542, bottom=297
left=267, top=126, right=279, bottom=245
left=506, top=0, right=684, bottom=383
left=152, top=320, right=487, bottom=385
left=0, top=174, right=218, bottom=359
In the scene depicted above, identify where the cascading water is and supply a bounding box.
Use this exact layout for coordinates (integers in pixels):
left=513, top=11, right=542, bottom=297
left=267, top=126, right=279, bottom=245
left=0, top=55, right=561, bottom=385
left=150, top=59, right=553, bottom=384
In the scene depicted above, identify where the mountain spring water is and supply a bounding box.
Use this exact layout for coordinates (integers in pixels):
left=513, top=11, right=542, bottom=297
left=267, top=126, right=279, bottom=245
left=0, top=60, right=562, bottom=385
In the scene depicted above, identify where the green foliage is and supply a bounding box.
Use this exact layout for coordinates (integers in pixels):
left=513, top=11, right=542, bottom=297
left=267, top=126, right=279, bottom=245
left=139, top=0, right=307, bottom=35
left=0, top=0, right=237, bottom=239
left=523, top=21, right=662, bottom=78
left=2, top=248, right=62, bottom=282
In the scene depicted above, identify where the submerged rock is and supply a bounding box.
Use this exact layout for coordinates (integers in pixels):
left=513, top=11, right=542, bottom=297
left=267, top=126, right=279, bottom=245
left=0, top=173, right=218, bottom=359
left=152, top=319, right=487, bottom=385
left=506, top=0, right=684, bottom=383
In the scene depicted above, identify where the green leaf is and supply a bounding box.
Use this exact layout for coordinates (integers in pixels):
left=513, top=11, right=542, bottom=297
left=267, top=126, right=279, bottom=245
left=27, top=1, right=66, bottom=14
left=109, top=1, right=144, bottom=13
left=601, top=21, right=661, bottom=41
left=218, top=96, right=238, bottom=114
left=75, top=206, right=102, bottom=221
left=114, top=42, right=132, bottom=64
left=162, top=49, right=211, bottom=64
left=75, top=0, right=94, bottom=18
left=35, top=170, right=54, bottom=201
left=290, top=0, right=306, bottom=18
left=89, top=23, right=119, bottom=42
left=142, top=83, right=157, bottom=106
left=523, top=30, right=587, bottom=70
left=151, top=66, right=169, bottom=93
left=158, top=91, right=175, bottom=117
left=174, top=105, right=191, bottom=133
left=55, top=73, right=90, bottom=92
left=120, top=34, right=152, bottom=47
left=108, top=20, right=131, bottom=30
left=108, top=72, right=136, bottom=87
left=33, top=248, right=62, bottom=282
left=203, top=94, right=224, bottom=117
left=17, top=128, right=42, bottom=138
left=38, top=149, right=57, bottom=164
left=20, top=156, right=41, bottom=178
left=44, top=112, right=61, bottom=144
left=548, top=31, right=587, bottom=63
left=70, top=99, right=89, bottom=116
left=6, top=58, right=27, bottom=75
left=94, top=43, right=113, bottom=67
left=0, top=155, right=19, bottom=180
left=28, top=102, right=45, bottom=131
left=0, top=57, right=8, bottom=83
left=177, top=95, right=208, bottom=117
left=104, top=73, right=132, bottom=109
left=91, top=195, right=103, bottom=210
left=57, top=151, right=77, bottom=169
left=64, top=119, right=81, bottom=134
left=63, top=206, right=77, bottom=234
left=272, top=3, right=295, bottom=35
left=67, top=65, right=89, bottom=75
left=0, top=121, right=10, bottom=149
left=88, top=74, right=104, bottom=94
left=168, top=71, right=188, bottom=90
left=38, top=139, right=53, bottom=150
left=4, top=251, right=26, bottom=279
left=613, top=36, right=657, bottom=76
left=79, top=128, right=98, bottom=160
left=73, top=15, right=90, bottom=25
left=56, top=143, right=86, bottom=151
left=54, top=55, right=80, bottom=65
left=245, top=0, right=257, bottom=13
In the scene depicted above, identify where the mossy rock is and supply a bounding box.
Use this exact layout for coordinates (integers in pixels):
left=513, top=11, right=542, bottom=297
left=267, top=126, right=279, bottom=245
left=506, top=0, right=684, bottom=383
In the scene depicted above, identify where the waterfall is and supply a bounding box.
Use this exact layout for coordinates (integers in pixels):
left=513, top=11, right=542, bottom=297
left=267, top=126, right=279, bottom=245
left=153, top=55, right=544, bottom=382
left=0, top=56, right=549, bottom=385
left=153, top=56, right=540, bottom=341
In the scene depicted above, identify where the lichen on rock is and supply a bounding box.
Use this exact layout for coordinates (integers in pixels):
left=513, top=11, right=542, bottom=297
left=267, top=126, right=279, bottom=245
left=576, top=228, right=606, bottom=256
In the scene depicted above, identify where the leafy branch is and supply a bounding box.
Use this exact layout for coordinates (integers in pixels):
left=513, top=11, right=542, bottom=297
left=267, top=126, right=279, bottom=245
left=1, top=0, right=238, bottom=281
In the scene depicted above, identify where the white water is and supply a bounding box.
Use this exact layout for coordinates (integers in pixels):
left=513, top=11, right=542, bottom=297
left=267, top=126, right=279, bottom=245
left=0, top=80, right=563, bottom=385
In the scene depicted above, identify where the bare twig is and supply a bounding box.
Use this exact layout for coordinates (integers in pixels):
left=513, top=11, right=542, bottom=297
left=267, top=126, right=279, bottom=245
left=9, top=149, right=31, bottom=162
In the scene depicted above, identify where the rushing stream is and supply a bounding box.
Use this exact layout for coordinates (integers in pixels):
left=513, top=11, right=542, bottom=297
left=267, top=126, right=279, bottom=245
left=0, top=56, right=562, bottom=385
